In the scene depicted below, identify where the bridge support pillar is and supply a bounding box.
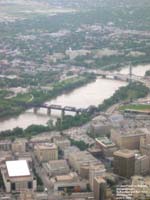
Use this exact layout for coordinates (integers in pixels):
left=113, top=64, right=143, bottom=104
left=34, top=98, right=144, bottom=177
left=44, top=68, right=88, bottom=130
left=76, top=111, right=80, bottom=115
left=33, top=107, right=38, bottom=114
left=47, top=108, right=51, bottom=115
left=61, top=110, right=65, bottom=119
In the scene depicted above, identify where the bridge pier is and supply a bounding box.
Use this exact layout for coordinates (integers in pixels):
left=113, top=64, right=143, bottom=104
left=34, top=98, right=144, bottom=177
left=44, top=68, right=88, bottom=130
left=47, top=108, right=51, bottom=115
left=33, top=107, right=38, bottom=114
left=61, top=109, right=65, bottom=118
left=102, top=74, right=106, bottom=78
left=114, top=75, right=118, bottom=80
left=76, top=111, right=80, bottom=115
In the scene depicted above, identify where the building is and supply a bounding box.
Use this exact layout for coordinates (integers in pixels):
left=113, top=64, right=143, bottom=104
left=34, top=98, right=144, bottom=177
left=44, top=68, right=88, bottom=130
left=89, top=164, right=106, bottom=191
left=88, top=146, right=102, bottom=157
left=43, top=159, right=70, bottom=177
left=1, top=160, right=36, bottom=193
left=0, top=151, right=12, bottom=165
left=111, top=129, right=146, bottom=150
left=140, top=134, right=150, bottom=156
left=0, top=194, right=12, bottom=200
left=0, top=140, right=11, bottom=151
left=93, top=177, right=106, bottom=200
left=51, top=172, right=87, bottom=193
left=68, top=151, right=101, bottom=178
left=95, top=137, right=117, bottom=157
left=14, top=152, right=33, bottom=168
left=64, top=146, right=80, bottom=159
left=135, top=154, right=150, bottom=175
left=34, top=143, right=58, bottom=162
left=12, top=138, right=27, bottom=153
left=88, top=115, right=111, bottom=137
left=53, top=137, right=71, bottom=151
left=19, top=191, right=36, bottom=200
left=29, top=132, right=60, bottom=148
left=109, top=114, right=124, bottom=128
left=113, top=149, right=135, bottom=178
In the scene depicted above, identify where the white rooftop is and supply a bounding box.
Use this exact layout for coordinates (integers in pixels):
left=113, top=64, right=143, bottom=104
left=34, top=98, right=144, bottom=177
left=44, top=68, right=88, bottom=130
left=6, top=160, right=30, bottom=177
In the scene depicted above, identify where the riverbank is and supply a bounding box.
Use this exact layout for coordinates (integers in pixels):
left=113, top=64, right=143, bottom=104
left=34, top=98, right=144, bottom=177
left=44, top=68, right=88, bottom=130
left=0, top=78, right=126, bottom=131
left=0, top=81, right=149, bottom=135
left=0, top=73, right=96, bottom=119
left=58, top=82, right=149, bottom=130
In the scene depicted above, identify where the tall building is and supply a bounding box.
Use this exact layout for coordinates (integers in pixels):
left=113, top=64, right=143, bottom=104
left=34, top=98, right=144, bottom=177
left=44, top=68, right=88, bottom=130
left=93, top=177, right=106, bottom=200
left=34, top=143, right=58, bottom=162
left=89, top=164, right=106, bottom=191
left=113, top=149, right=135, bottom=178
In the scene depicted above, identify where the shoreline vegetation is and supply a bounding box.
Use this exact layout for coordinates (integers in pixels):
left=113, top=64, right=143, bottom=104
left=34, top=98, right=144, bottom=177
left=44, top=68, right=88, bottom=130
left=0, top=81, right=149, bottom=138
left=0, top=73, right=96, bottom=119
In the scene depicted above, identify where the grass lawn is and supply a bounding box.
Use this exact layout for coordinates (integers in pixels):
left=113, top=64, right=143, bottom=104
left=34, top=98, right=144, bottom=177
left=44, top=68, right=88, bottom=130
left=120, top=104, right=150, bottom=111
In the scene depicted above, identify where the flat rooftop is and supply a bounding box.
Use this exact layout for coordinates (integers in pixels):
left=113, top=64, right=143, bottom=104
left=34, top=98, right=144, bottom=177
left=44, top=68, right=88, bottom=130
left=95, top=176, right=106, bottom=184
left=6, top=160, right=30, bottom=177
left=96, top=137, right=115, bottom=146
left=114, top=149, right=135, bottom=158
left=55, top=172, right=77, bottom=182
left=48, top=160, right=68, bottom=168
left=35, top=143, right=57, bottom=150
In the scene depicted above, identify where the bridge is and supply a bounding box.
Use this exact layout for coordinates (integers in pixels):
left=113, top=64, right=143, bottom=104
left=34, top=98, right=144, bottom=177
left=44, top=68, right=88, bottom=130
left=88, top=69, right=143, bottom=82
left=27, top=103, right=89, bottom=117
left=95, top=71, right=150, bottom=87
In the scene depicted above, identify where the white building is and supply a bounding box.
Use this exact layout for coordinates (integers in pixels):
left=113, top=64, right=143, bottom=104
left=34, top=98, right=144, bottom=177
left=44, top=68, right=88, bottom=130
left=1, top=160, right=36, bottom=193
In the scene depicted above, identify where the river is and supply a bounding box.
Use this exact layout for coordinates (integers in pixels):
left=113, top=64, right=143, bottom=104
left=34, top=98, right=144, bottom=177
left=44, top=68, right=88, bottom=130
left=0, top=78, right=126, bottom=131
left=0, top=64, right=150, bottom=131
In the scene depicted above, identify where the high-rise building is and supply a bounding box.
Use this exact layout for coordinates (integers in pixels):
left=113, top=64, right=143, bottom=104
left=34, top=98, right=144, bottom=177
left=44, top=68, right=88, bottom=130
left=113, top=149, right=135, bottom=178
left=89, top=164, right=106, bottom=191
left=93, top=177, right=106, bottom=200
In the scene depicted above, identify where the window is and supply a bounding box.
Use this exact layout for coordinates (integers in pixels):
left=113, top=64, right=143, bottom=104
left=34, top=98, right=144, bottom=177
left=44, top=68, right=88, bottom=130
left=28, top=181, right=33, bottom=189
left=11, top=182, right=16, bottom=191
